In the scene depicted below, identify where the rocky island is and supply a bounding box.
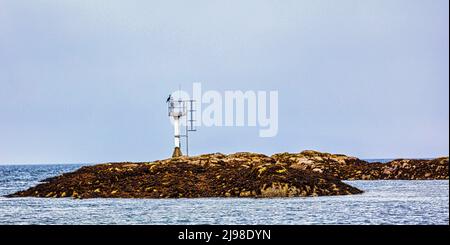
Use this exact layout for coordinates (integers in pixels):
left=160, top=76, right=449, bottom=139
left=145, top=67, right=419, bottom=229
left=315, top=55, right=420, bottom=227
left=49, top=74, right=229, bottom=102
left=7, top=150, right=448, bottom=199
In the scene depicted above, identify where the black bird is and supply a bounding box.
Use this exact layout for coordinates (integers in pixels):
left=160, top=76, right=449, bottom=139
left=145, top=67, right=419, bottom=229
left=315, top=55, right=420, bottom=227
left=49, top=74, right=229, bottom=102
left=166, top=95, right=172, bottom=103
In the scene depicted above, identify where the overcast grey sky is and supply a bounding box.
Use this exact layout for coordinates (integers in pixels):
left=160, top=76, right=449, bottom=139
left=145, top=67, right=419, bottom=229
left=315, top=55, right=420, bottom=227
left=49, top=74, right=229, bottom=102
left=0, top=0, right=448, bottom=164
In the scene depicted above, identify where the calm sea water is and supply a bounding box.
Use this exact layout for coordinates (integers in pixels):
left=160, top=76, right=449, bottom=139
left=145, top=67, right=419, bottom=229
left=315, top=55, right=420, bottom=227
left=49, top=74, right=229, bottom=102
left=0, top=164, right=448, bottom=225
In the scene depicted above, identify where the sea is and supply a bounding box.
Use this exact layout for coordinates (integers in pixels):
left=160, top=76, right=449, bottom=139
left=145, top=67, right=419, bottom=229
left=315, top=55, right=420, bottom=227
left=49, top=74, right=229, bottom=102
left=0, top=162, right=448, bottom=225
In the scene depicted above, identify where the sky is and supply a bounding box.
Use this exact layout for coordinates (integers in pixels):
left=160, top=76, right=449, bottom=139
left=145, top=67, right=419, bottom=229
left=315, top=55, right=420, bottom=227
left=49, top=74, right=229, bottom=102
left=0, top=0, right=448, bottom=164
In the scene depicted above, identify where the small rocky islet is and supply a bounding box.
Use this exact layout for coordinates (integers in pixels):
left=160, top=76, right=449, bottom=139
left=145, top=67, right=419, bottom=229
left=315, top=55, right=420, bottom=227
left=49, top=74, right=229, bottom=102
left=7, top=150, right=448, bottom=199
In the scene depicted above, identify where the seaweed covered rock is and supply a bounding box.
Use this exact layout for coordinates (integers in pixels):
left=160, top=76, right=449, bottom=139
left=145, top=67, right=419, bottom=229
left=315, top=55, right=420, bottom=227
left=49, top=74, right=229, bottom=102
left=381, top=157, right=449, bottom=180
left=6, top=150, right=448, bottom=199
left=7, top=153, right=362, bottom=199
left=272, top=150, right=449, bottom=180
left=272, top=150, right=372, bottom=179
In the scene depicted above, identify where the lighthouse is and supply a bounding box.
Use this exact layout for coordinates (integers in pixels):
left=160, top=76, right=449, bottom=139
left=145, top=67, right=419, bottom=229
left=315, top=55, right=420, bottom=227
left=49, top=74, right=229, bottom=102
left=166, top=92, right=197, bottom=158
left=167, top=95, right=186, bottom=157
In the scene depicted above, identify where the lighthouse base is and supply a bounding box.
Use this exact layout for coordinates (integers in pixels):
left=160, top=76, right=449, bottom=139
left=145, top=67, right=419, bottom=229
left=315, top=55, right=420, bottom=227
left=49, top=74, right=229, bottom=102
left=172, top=147, right=182, bottom=158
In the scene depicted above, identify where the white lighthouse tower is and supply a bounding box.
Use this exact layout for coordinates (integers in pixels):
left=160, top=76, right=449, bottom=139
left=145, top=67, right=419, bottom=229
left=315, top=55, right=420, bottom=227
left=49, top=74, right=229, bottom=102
left=167, top=95, right=186, bottom=157
left=166, top=92, right=197, bottom=158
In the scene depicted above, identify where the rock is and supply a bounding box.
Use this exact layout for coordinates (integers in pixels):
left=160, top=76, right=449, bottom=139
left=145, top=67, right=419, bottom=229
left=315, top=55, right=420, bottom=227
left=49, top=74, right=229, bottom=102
left=312, top=168, right=323, bottom=174
left=5, top=151, right=364, bottom=199
left=382, top=169, right=392, bottom=175
left=72, top=191, right=79, bottom=198
left=239, top=191, right=252, bottom=197
left=274, top=150, right=448, bottom=181
left=361, top=175, right=371, bottom=180
left=5, top=150, right=447, bottom=199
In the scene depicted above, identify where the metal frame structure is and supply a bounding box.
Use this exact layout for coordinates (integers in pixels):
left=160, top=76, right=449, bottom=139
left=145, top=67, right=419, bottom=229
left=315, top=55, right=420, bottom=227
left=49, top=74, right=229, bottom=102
left=167, top=97, right=196, bottom=156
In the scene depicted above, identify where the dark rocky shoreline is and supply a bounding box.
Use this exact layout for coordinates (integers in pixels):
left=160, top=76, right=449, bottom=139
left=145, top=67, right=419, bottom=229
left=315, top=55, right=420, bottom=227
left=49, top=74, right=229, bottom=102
left=7, top=150, right=448, bottom=199
left=272, top=150, right=449, bottom=180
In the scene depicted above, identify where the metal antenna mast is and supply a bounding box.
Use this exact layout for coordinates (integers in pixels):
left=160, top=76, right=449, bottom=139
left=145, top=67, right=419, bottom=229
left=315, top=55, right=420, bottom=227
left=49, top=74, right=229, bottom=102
left=185, top=99, right=196, bottom=156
